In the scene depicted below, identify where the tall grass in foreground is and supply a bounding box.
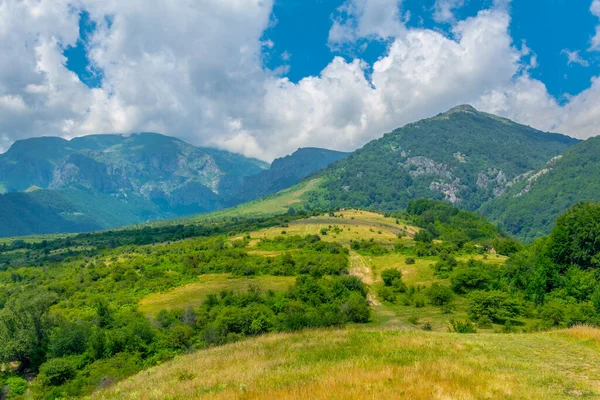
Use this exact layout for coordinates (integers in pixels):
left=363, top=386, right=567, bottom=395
left=89, top=326, right=600, bottom=400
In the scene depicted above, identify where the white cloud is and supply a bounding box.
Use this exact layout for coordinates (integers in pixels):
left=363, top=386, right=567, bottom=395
left=433, top=0, right=465, bottom=23
left=561, top=49, right=590, bottom=67
left=592, top=0, right=600, bottom=50
left=1, top=0, right=600, bottom=163
left=328, top=0, right=406, bottom=48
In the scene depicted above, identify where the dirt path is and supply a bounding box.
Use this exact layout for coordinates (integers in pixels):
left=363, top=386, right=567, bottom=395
left=349, top=250, right=379, bottom=305
left=349, top=250, right=414, bottom=329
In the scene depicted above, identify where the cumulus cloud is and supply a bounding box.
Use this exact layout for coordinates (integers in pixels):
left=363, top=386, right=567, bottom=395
left=1, top=0, right=600, bottom=161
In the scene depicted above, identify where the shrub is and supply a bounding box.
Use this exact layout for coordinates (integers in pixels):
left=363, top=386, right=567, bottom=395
left=449, top=319, right=477, bottom=333
left=39, top=357, right=77, bottom=386
left=381, top=269, right=402, bottom=286
left=539, top=301, right=566, bottom=326
left=414, top=296, right=425, bottom=308
left=450, top=266, right=491, bottom=294
left=477, top=316, right=493, bottom=328
left=342, top=293, right=371, bottom=323
left=5, top=376, right=28, bottom=398
left=426, top=284, right=454, bottom=306
left=414, top=229, right=434, bottom=243
left=378, top=286, right=397, bottom=303
left=468, top=291, right=522, bottom=322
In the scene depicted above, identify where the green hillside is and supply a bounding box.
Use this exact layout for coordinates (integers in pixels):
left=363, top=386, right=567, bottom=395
left=302, top=105, right=578, bottom=213
left=480, top=136, right=600, bottom=241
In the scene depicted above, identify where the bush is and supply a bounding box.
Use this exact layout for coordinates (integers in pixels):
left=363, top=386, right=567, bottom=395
left=381, top=269, right=402, bottom=286
left=342, top=293, right=371, bottom=323
left=450, top=266, right=491, bottom=294
left=448, top=319, right=477, bottom=333
left=426, top=284, right=454, bottom=306
left=468, top=291, right=522, bottom=322
left=539, top=301, right=566, bottom=326
left=39, top=357, right=77, bottom=386
left=378, top=286, right=397, bottom=303
left=405, top=257, right=415, bottom=265
left=414, top=229, right=435, bottom=243
left=5, top=376, right=28, bottom=398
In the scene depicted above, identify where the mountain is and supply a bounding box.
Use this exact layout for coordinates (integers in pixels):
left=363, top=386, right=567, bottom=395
left=0, top=132, right=269, bottom=236
left=479, top=136, right=600, bottom=241
left=300, top=105, right=579, bottom=213
left=228, top=147, right=349, bottom=205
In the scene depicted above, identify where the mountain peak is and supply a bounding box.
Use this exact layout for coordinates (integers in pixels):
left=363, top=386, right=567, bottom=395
left=443, top=104, right=478, bottom=115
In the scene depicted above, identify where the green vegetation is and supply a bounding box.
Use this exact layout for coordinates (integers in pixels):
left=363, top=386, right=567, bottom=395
left=0, top=200, right=599, bottom=399
left=298, top=105, right=576, bottom=214
left=481, top=136, right=600, bottom=241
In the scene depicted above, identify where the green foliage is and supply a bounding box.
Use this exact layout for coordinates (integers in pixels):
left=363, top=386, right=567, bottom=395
left=448, top=319, right=477, bottom=333
left=450, top=260, right=496, bottom=294
left=468, top=291, right=521, bottom=322
left=0, top=289, right=57, bottom=368
left=426, top=284, right=454, bottom=306
left=306, top=106, right=576, bottom=213
left=547, top=202, right=600, bottom=269
left=4, top=376, right=28, bottom=398
left=381, top=269, right=402, bottom=286
left=350, top=239, right=388, bottom=255
left=481, top=136, right=600, bottom=242
left=39, top=357, right=78, bottom=386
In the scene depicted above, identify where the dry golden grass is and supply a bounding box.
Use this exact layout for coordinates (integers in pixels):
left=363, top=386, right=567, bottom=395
left=242, top=209, right=420, bottom=248
left=88, top=327, right=600, bottom=400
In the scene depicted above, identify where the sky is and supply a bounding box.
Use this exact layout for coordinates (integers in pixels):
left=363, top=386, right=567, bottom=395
left=1, top=0, right=600, bottom=161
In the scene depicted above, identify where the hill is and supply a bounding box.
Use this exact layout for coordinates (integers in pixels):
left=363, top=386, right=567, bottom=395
left=479, top=136, right=600, bottom=241
left=301, top=105, right=578, bottom=213
left=228, top=147, right=349, bottom=206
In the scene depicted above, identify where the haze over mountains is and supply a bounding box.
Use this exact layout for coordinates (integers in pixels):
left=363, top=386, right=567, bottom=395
left=2, top=104, right=600, bottom=240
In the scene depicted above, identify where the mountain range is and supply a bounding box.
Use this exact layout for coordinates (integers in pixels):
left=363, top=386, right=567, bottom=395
left=0, top=133, right=346, bottom=237
left=3, top=104, right=600, bottom=240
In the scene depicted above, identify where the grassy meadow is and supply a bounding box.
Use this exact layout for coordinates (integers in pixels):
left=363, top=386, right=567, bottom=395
left=89, top=326, right=600, bottom=400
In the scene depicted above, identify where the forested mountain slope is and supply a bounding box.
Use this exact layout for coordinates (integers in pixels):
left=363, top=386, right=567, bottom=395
left=480, top=136, right=600, bottom=241
left=302, top=105, right=578, bottom=212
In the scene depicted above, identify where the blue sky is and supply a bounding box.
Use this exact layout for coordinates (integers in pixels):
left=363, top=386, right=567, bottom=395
left=256, top=0, right=599, bottom=102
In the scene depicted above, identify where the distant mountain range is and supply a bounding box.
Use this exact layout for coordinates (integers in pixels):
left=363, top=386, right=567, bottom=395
left=0, top=133, right=346, bottom=237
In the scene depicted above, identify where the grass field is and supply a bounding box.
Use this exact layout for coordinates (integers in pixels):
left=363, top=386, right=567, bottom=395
left=89, top=325, right=600, bottom=400
left=139, top=274, right=296, bottom=316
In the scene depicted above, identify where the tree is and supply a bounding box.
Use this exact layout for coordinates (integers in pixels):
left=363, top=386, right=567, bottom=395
left=0, top=289, right=58, bottom=370
left=381, top=269, right=402, bottom=286
left=547, top=202, right=600, bottom=269
left=426, top=284, right=454, bottom=306
left=468, top=291, right=521, bottom=322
